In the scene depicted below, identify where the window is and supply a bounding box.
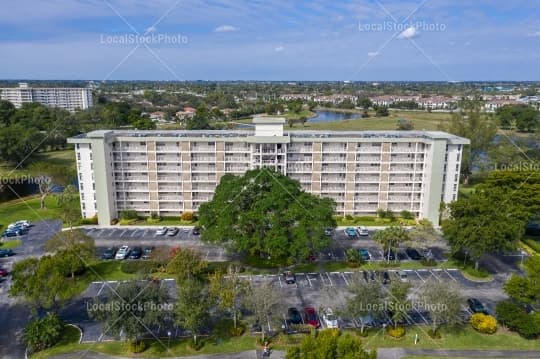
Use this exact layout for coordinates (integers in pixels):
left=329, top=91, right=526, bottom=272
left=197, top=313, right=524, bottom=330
left=77, top=153, right=81, bottom=160
left=453, top=184, right=457, bottom=191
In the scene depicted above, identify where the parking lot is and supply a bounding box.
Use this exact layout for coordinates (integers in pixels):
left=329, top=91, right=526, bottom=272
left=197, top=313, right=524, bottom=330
left=63, top=266, right=508, bottom=342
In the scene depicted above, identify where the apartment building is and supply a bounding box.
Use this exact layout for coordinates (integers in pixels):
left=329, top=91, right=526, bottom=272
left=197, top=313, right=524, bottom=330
left=68, top=117, right=469, bottom=226
left=0, top=83, right=93, bottom=112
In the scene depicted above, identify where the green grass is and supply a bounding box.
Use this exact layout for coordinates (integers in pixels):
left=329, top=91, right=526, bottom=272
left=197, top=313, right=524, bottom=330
left=335, top=215, right=416, bottom=227
left=522, top=237, right=540, bottom=254
left=404, top=357, right=526, bottom=359
left=361, top=325, right=540, bottom=351
left=0, top=239, right=22, bottom=249
left=283, top=110, right=316, bottom=121
left=31, top=333, right=260, bottom=358
left=0, top=196, right=67, bottom=229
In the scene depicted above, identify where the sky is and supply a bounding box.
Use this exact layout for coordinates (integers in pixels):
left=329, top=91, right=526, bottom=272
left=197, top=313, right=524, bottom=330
left=0, top=0, right=539, bottom=81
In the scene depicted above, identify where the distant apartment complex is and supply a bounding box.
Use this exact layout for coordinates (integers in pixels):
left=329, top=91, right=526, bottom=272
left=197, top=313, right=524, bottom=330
left=68, top=117, right=469, bottom=226
left=0, top=83, right=93, bottom=112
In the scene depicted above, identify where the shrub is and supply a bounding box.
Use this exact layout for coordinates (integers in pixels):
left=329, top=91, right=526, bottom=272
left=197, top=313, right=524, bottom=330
left=146, top=217, right=161, bottom=224
left=23, top=313, right=64, bottom=353
left=496, top=300, right=525, bottom=331
left=345, top=214, right=354, bottom=221
left=120, top=209, right=138, bottom=220
left=121, top=261, right=157, bottom=274
left=80, top=214, right=98, bottom=225
left=515, top=313, right=540, bottom=339
left=470, top=313, right=497, bottom=334
left=110, top=218, right=119, bottom=225
left=188, top=339, right=204, bottom=351
left=128, top=340, right=147, bottom=353
left=386, top=326, right=406, bottom=338
left=427, top=328, right=441, bottom=339
left=420, top=258, right=437, bottom=267
left=181, top=211, right=194, bottom=221
left=400, top=210, right=415, bottom=220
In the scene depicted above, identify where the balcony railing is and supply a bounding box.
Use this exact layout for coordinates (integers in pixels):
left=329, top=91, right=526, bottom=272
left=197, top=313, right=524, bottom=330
left=115, top=176, right=148, bottom=181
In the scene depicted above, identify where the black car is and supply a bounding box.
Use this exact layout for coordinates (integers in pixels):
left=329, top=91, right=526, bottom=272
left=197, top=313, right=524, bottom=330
left=142, top=247, right=154, bottom=260
left=192, top=227, right=200, bottom=235
left=382, top=271, right=391, bottom=285
left=0, top=249, right=14, bottom=257
left=405, top=248, right=423, bottom=260
left=128, top=247, right=143, bottom=259
left=383, top=249, right=396, bottom=261
left=467, top=298, right=488, bottom=314
left=101, top=247, right=117, bottom=260
left=286, top=307, right=303, bottom=325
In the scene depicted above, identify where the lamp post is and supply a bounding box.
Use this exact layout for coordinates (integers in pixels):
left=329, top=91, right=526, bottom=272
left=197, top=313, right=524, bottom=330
left=167, top=330, right=172, bottom=349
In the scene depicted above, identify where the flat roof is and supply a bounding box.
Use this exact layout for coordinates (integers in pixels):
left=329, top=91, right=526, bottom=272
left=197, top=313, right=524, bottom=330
left=69, top=129, right=469, bottom=144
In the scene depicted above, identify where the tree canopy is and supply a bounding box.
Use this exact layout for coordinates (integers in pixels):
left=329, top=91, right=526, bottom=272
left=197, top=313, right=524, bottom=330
left=199, top=168, right=336, bottom=261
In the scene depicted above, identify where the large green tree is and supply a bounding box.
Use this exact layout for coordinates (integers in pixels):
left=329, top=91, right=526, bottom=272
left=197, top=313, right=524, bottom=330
left=372, top=226, right=410, bottom=262
left=347, top=280, right=385, bottom=333
left=209, top=265, right=248, bottom=329
left=441, top=188, right=527, bottom=270
left=44, top=230, right=95, bottom=279
left=175, top=278, right=212, bottom=345
left=496, top=104, right=540, bottom=132
left=420, top=279, right=463, bottom=333
left=199, top=168, right=336, bottom=261
left=28, top=161, right=75, bottom=209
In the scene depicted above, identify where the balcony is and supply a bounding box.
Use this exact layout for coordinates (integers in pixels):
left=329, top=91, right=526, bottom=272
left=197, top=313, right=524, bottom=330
left=389, top=175, right=423, bottom=182
left=157, top=175, right=182, bottom=182
left=190, top=156, right=216, bottom=163
left=156, top=154, right=181, bottom=162
left=388, top=185, right=422, bottom=192
left=321, top=164, right=346, bottom=173
left=113, top=146, right=147, bottom=152
left=354, top=196, right=379, bottom=202
left=287, top=155, right=312, bottom=163
left=115, top=176, right=149, bottom=182
left=355, top=185, right=380, bottom=191
left=322, top=155, right=347, bottom=163
left=158, top=185, right=182, bottom=191
left=320, top=185, right=345, bottom=192
left=157, top=166, right=181, bottom=172
left=355, top=175, right=380, bottom=182
left=191, top=166, right=217, bottom=173
left=192, top=185, right=216, bottom=192
left=321, top=175, right=346, bottom=183
left=356, top=145, right=382, bottom=153
left=356, top=165, right=381, bottom=172
left=158, top=195, right=183, bottom=201
left=190, top=145, right=216, bottom=152
left=225, top=145, right=250, bottom=152
left=288, top=145, right=312, bottom=153
left=192, top=176, right=216, bottom=182
left=390, top=164, right=415, bottom=172
left=356, top=154, right=381, bottom=162
left=225, top=156, right=250, bottom=162
left=322, top=144, right=347, bottom=152
left=155, top=145, right=180, bottom=153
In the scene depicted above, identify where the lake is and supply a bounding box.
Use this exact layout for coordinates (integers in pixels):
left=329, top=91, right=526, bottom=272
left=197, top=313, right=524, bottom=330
left=308, top=110, right=362, bottom=123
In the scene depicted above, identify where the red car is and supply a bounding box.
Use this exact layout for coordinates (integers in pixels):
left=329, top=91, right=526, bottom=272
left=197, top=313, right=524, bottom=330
left=0, top=268, right=8, bottom=277
left=303, top=307, right=320, bottom=328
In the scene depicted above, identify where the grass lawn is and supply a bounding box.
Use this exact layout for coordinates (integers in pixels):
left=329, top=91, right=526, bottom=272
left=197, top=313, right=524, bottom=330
left=0, top=238, right=22, bottom=249
left=361, top=325, right=540, bottom=351
left=0, top=196, right=68, bottom=229
left=31, top=329, right=260, bottom=358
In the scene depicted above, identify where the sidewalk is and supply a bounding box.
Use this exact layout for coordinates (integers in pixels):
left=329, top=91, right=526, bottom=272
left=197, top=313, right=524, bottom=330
left=378, top=348, right=540, bottom=359
left=47, top=350, right=286, bottom=359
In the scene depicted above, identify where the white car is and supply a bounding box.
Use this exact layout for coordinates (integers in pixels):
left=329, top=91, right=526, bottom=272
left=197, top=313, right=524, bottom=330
left=357, top=226, right=369, bottom=236
left=115, top=245, right=130, bottom=259
left=321, top=308, right=339, bottom=329
left=398, top=270, right=408, bottom=282
left=155, top=227, right=168, bottom=235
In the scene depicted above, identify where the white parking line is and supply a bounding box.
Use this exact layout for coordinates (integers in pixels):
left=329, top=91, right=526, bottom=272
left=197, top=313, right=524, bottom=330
left=305, top=274, right=313, bottom=288
left=130, top=230, right=138, bottom=238
left=96, top=283, right=105, bottom=296
left=341, top=272, right=350, bottom=286
left=325, top=272, right=334, bottom=286
left=277, top=275, right=283, bottom=288
left=205, top=250, right=210, bottom=259
left=430, top=269, right=442, bottom=282
left=444, top=269, right=458, bottom=282
left=119, top=229, right=127, bottom=237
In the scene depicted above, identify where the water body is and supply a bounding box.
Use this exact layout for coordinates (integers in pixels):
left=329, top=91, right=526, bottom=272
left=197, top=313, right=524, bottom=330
left=308, top=110, right=362, bottom=123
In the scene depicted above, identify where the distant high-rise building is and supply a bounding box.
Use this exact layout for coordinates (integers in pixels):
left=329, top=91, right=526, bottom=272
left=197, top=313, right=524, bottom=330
left=0, top=83, right=93, bottom=112
left=68, top=117, right=469, bottom=226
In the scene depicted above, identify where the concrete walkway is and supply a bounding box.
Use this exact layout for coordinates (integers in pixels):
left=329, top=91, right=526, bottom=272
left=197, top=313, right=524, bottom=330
left=47, top=350, right=286, bottom=359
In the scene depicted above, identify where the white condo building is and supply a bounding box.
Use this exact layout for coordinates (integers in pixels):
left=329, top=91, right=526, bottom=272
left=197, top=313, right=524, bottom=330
left=0, top=83, right=93, bottom=112
left=68, top=117, right=469, bottom=226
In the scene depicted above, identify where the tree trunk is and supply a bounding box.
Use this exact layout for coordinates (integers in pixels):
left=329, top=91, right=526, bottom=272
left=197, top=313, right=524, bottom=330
left=193, top=334, right=197, bottom=345
left=40, top=194, right=47, bottom=209
left=361, top=323, right=365, bottom=334
left=233, top=310, right=237, bottom=329
left=474, top=260, right=479, bottom=271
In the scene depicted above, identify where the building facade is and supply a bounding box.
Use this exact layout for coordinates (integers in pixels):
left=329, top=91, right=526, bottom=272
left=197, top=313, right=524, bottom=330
left=0, top=83, right=93, bottom=112
left=68, top=117, right=469, bottom=226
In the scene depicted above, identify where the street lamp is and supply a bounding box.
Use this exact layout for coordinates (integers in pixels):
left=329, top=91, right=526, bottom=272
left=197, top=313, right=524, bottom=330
left=167, top=330, right=172, bottom=349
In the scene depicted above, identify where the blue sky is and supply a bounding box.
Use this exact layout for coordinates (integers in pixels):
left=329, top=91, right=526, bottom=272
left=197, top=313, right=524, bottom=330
left=0, top=0, right=539, bottom=81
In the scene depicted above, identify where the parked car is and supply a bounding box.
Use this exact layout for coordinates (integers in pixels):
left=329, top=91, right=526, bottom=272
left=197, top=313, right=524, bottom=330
left=357, top=226, right=369, bottom=236
left=321, top=308, right=339, bottom=329
left=156, top=227, right=168, bottom=235
left=2, top=228, right=25, bottom=237
left=405, top=248, right=423, bottom=260
left=142, top=247, right=154, bottom=260
left=101, top=247, right=117, bottom=260
left=283, top=271, right=296, bottom=284
left=167, top=227, right=179, bottom=236
left=303, top=307, right=320, bottom=328
left=192, top=227, right=200, bottom=235
left=13, top=220, right=30, bottom=228
left=382, top=271, right=391, bottom=285
left=383, top=249, right=396, bottom=261
left=0, top=249, right=14, bottom=257
left=357, top=313, right=379, bottom=328
left=324, top=227, right=334, bottom=236
left=128, top=247, right=143, bottom=259
left=345, top=227, right=357, bottom=238
left=0, top=267, right=8, bottom=277
left=286, top=307, right=303, bottom=325
left=115, top=245, right=130, bottom=260
left=358, top=248, right=371, bottom=261
left=467, top=298, right=488, bottom=314
left=398, top=270, right=408, bottom=282
left=182, top=227, right=190, bottom=233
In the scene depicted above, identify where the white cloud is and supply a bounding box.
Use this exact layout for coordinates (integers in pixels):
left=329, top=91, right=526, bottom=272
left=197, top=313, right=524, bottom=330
left=527, top=31, right=540, bottom=37
left=215, top=25, right=238, bottom=33
left=367, top=51, right=379, bottom=57
left=275, top=46, right=285, bottom=52
left=398, top=26, right=418, bottom=39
